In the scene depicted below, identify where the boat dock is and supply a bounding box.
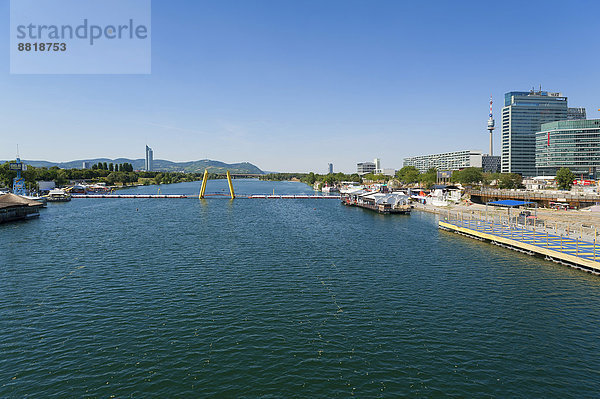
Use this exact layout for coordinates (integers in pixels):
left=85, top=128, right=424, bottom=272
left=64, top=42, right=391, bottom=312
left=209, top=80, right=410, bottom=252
left=341, top=191, right=411, bottom=214
left=342, top=201, right=411, bottom=214
left=439, top=211, right=600, bottom=274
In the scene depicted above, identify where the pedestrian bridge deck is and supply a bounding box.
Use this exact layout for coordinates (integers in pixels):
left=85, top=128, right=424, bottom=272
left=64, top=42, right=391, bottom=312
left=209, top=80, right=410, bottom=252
left=72, top=194, right=341, bottom=199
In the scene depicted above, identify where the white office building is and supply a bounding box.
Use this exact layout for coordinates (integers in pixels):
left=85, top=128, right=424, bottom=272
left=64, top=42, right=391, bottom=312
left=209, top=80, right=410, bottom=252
left=403, top=150, right=483, bottom=173
left=357, top=162, right=376, bottom=175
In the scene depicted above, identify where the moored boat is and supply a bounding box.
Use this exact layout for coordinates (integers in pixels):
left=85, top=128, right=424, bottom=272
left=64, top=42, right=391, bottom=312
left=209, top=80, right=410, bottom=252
left=44, top=189, right=72, bottom=202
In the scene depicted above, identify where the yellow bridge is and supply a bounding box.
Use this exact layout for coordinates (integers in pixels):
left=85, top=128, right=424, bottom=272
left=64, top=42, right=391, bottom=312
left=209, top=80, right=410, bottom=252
left=199, top=169, right=235, bottom=199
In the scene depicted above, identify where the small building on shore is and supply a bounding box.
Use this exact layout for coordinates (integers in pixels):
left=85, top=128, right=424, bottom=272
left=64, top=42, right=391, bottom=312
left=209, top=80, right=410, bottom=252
left=0, top=193, right=43, bottom=223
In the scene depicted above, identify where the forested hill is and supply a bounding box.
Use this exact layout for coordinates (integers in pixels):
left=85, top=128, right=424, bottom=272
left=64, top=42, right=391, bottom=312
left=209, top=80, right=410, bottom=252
left=3, top=159, right=264, bottom=174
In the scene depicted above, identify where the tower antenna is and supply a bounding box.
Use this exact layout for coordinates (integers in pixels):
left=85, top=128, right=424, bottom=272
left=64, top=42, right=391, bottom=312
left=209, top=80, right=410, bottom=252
left=487, top=95, right=495, bottom=156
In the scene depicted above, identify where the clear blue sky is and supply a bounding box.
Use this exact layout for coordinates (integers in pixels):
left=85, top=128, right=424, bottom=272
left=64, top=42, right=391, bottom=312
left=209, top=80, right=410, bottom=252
left=2, top=0, right=600, bottom=173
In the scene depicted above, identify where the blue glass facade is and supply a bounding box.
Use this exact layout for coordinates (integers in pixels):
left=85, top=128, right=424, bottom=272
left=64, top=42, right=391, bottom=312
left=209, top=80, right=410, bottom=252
left=536, top=119, right=600, bottom=178
left=501, top=91, right=568, bottom=176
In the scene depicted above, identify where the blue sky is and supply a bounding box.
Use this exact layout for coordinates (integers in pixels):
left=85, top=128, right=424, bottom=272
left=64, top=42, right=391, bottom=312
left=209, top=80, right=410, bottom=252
left=2, top=0, right=600, bottom=173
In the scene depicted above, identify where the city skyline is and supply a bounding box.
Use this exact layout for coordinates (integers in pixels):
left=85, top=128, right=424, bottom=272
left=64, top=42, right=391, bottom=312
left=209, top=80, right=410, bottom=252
left=2, top=0, right=600, bottom=173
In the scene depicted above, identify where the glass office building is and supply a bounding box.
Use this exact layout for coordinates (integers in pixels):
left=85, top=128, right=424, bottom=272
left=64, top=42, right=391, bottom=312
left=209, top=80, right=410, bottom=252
left=482, top=155, right=501, bottom=173
left=501, top=90, right=570, bottom=176
left=536, top=119, right=600, bottom=178
left=567, top=107, right=587, bottom=120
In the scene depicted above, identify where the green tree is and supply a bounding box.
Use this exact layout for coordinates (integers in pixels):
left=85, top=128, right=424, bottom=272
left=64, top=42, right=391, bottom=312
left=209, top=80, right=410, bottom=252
left=396, top=166, right=421, bottom=184
left=363, top=173, right=387, bottom=182
left=420, top=168, right=437, bottom=188
left=555, top=167, right=575, bottom=190
left=105, top=172, right=117, bottom=185
left=482, top=172, right=501, bottom=186
left=498, top=173, right=523, bottom=189
left=55, top=170, right=68, bottom=187
left=453, top=167, right=482, bottom=185
left=323, top=174, right=336, bottom=186
left=109, top=163, right=114, bottom=172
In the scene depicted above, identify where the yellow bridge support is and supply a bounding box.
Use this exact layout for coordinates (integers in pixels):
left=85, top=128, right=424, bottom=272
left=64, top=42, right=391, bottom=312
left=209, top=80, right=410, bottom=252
left=198, top=169, right=235, bottom=199
left=227, top=170, right=235, bottom=199
left=199, top=169, right=208, bottom=199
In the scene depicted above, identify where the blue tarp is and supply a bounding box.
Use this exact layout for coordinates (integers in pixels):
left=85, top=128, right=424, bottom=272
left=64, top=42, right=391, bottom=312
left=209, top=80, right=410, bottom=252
left=487, top=200, right=535, bottom=207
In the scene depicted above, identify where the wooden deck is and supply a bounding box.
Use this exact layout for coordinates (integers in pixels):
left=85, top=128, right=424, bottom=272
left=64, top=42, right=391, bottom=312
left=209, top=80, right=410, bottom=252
left=439, top=218, right=600, bottom=274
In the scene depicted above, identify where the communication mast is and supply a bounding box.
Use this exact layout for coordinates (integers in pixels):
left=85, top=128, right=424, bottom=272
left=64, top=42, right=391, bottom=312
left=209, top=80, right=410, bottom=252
left=487, top=95, right=495, bottom=156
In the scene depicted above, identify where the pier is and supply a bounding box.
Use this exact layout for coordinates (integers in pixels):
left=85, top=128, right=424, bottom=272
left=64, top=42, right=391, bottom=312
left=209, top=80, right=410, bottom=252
left=439, top=210, right=600, bottom=274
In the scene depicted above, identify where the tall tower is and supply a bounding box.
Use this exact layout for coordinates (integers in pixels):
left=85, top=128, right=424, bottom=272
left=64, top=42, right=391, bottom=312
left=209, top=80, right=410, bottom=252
left=145, top=145, right=154, bottom=171
left=487, top=95, right=495, bottom=156
left=501, top=90, right=568, bottom=176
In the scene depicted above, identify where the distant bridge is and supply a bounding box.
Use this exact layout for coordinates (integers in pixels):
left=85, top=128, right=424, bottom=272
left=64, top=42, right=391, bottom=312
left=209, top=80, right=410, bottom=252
left=214, top=173, right=263, bottom=179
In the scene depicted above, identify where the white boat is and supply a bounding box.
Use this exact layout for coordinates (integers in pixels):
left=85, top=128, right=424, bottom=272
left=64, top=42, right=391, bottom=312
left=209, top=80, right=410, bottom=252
left=322, top=185, right=339, bottom=193
left=44, top=189, right=72, bottom=202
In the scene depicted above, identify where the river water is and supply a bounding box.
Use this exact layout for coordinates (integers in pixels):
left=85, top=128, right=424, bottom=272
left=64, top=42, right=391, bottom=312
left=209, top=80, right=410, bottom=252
left=1, top=180, right=599, bottom=397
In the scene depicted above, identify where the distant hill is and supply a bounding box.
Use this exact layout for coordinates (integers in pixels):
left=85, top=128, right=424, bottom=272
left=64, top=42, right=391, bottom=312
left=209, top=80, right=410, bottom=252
left=3, top=159, right=265, bottom=174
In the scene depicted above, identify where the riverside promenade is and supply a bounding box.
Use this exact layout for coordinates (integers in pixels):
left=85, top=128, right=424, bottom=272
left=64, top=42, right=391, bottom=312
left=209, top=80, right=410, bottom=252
left=438, top=209, right=600, bottom=274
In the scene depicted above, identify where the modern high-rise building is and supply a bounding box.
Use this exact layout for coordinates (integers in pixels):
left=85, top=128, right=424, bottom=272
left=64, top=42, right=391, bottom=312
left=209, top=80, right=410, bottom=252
left=501, top=89, right=584, bottom=176
left=482, top=155, right=501, bottom=173
left=357, top=162, right=376, bottom=175
left=536, top=119, right=600, bottom=178
left=373, top=158, right=381, bottom=172
left=403, top=150, right=483, bottom=173
left=328, top=163, right=333, bottom=174
left=82, top=161, right=92, bottom=169
left=568, top=107, right=587, bottom=120
left=145, top=145, right=154, bottom=172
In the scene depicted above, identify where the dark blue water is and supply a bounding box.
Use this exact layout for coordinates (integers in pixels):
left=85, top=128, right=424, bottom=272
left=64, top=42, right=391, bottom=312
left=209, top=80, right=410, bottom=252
left=1, top=180, right=600, bottom=397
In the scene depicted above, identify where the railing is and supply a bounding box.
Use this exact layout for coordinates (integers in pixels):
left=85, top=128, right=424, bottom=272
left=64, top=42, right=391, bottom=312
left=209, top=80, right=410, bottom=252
left=441, top=208, right=600, bottom=258
left=470, top=189, right=600, bottom=202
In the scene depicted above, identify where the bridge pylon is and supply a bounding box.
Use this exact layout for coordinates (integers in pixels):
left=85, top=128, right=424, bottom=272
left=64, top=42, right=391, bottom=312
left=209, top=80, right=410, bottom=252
left=199, top=169, right=208, bottom=199
left=198, top=169, right=236, bottom=199
left=226, top=171, right=235, bottom=199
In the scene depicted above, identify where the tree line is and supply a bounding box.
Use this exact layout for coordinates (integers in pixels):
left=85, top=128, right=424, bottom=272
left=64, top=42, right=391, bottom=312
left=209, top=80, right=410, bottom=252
left=259, top=172, right=362, bottom=187
left=261, top=166, right=577, bottom=191
left=0, top=162, right=206, bottom=189
left=395, top=165, right=523, bottom=189
left=396, top=165, right=577, bottom=190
